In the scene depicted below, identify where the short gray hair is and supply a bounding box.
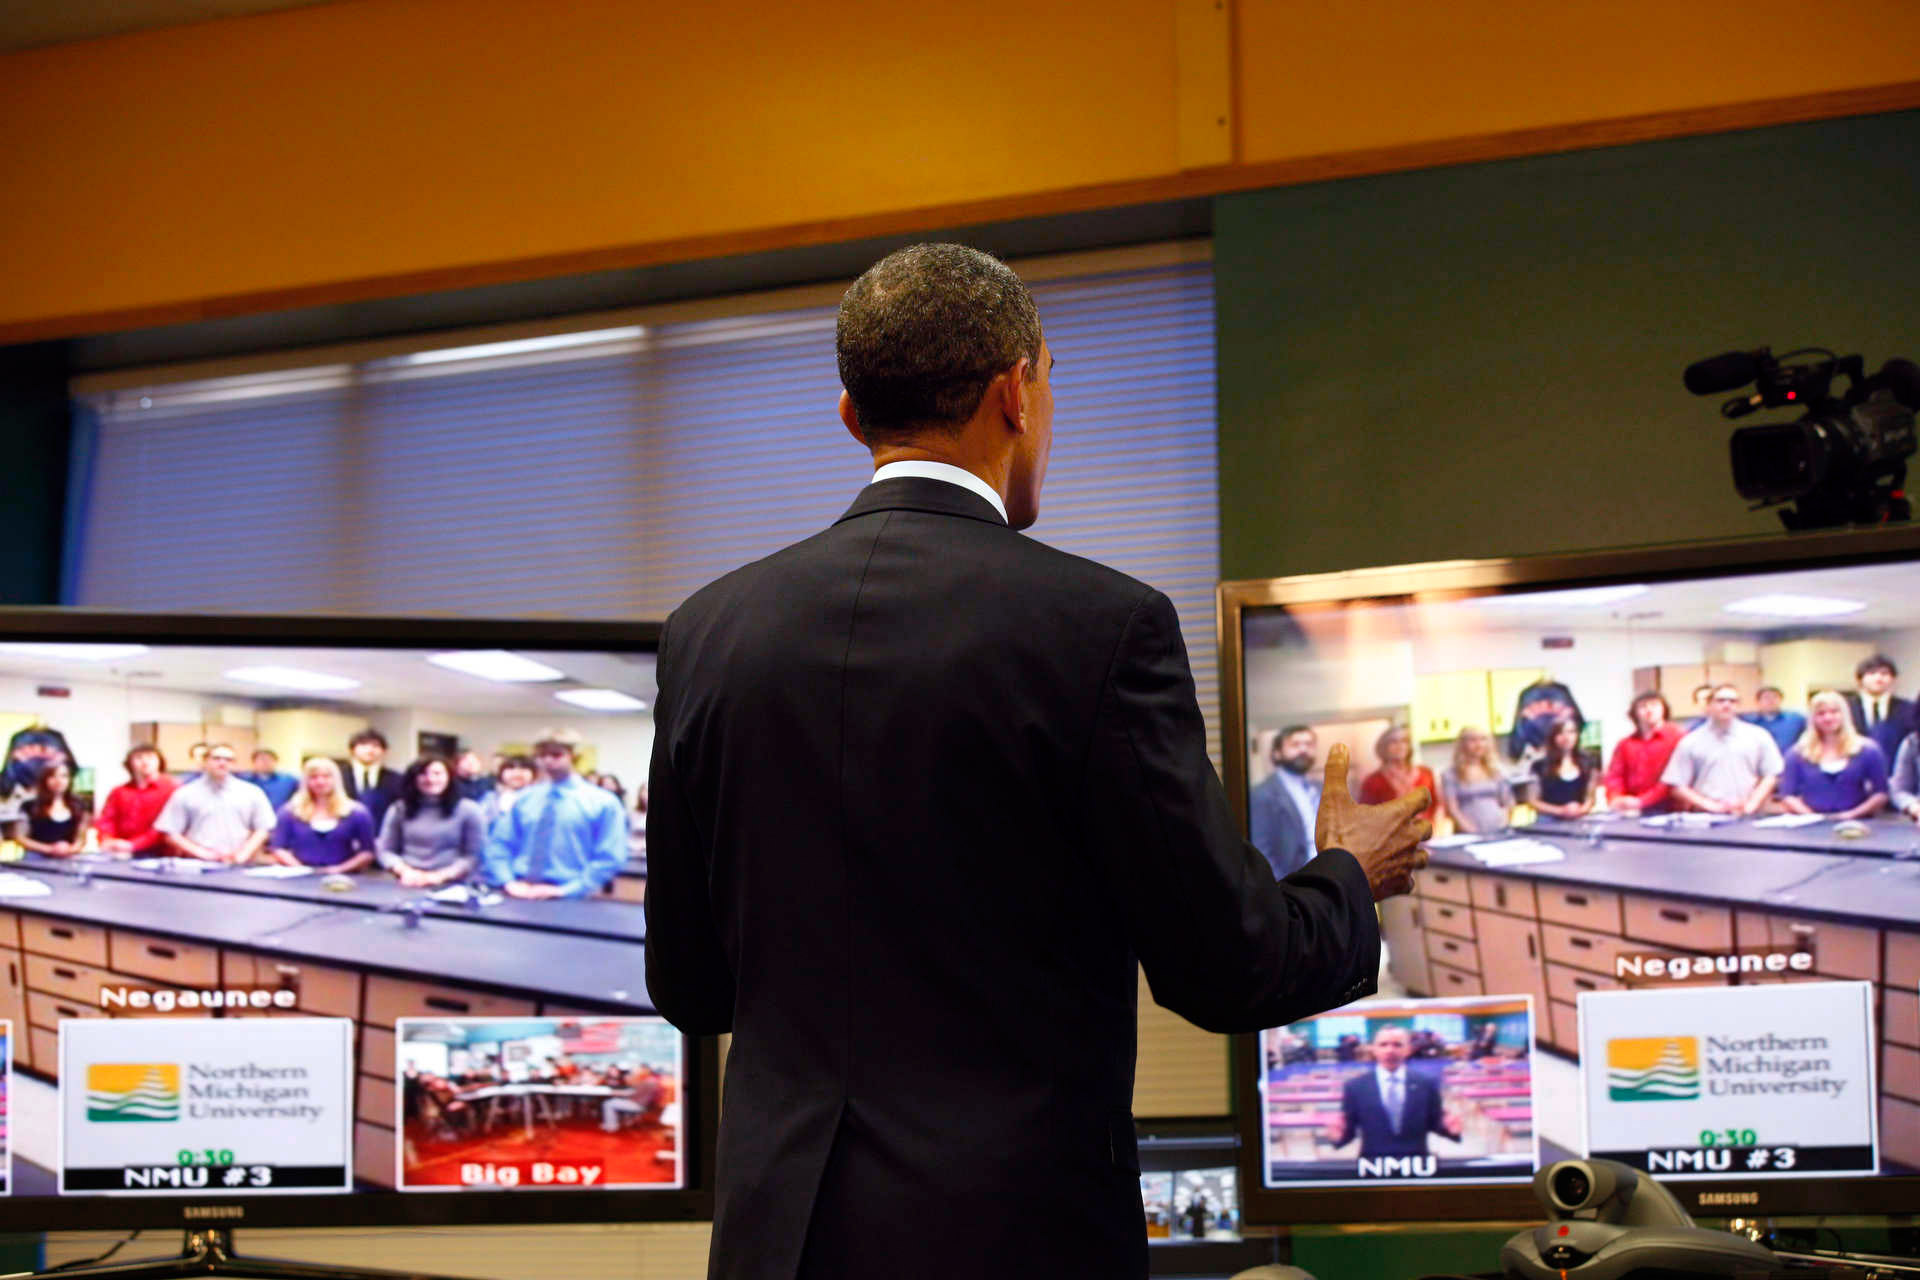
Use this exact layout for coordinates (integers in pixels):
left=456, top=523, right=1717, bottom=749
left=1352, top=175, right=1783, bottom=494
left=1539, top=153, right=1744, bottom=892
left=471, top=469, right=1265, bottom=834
left=836, top=243, right=1042, bottom=442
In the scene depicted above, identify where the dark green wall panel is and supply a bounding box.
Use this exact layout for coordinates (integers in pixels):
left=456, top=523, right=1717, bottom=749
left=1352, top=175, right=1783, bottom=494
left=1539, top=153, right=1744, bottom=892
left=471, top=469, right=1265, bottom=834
left=0, top=342, right=71, bottom=605
left=1214, top=110, right=1920, bottom=581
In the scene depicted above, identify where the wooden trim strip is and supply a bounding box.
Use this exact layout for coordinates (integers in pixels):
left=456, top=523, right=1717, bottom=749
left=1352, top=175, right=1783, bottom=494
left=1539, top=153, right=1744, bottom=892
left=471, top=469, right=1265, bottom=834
left=9, top=80, right=1918, bottom=348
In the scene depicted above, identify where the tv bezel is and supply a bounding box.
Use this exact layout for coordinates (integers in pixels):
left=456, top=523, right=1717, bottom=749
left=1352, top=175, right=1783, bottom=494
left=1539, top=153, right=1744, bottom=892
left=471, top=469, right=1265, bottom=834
left=0, top=607, right=718, bottom=1230
left=1219, top=523, right=1920, bottom=1225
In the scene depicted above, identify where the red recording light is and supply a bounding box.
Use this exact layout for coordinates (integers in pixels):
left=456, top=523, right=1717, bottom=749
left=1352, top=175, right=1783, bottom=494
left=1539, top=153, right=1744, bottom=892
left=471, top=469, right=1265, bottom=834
left=1558, top=1226, right=1571, bottom=1237
left=1786, top=391, right=1797, bottom=400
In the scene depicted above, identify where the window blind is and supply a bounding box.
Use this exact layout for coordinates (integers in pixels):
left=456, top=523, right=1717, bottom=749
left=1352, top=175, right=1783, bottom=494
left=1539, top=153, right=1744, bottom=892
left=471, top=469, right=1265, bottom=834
left=71, top=260, right=1220, bottom=754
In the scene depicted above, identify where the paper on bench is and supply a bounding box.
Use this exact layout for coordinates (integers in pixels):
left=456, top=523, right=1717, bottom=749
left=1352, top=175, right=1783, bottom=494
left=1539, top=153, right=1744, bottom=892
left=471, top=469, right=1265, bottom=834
left=0, top=871, right=53, bottom=897
left=1463, top=837, right=1566, bottom=868
left=1751, top=812, right=1827, bottom=829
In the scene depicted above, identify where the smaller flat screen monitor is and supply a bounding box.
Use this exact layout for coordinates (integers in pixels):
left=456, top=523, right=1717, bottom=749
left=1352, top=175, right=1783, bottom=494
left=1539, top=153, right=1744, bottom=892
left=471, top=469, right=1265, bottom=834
left=0, top=610, right=714, bottom=1232
left=1223, top=525, right=1920, bottom=1224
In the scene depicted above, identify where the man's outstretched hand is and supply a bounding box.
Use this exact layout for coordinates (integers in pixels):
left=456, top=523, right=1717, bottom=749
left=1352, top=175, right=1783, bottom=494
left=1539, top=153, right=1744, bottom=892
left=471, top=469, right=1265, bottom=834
left=1314, top=743, right=1432, bottom=901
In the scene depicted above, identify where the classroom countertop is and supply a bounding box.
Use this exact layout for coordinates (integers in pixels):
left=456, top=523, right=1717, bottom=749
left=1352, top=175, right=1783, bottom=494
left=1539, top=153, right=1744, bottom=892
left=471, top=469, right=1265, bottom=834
left=1428, top=815, right=1920, bottom=930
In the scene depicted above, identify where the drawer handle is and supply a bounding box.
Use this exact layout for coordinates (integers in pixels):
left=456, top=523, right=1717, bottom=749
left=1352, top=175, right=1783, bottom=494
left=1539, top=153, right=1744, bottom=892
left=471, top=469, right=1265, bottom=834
left=1658, top=909, right=1690, bottom=924
left=1495, top=884, right=1509, bottom=908
left=1569, top=937, right=1593, bottom=950
left=53, top=966, right=77, bottom=980
left=1574, top=978, right=1597, bottom=991
left=51, top=927, right=75, bottom=940
left=1564, top=894, right=1589, bottom=907
left=1433, top=873, right=1454, bottom=884
left=1443, top=941, right=1460, bottom=953
left=55, top=1004, right=81, bottom=1018
left=1526, top=934, right=1537, bottom=960
left=146, top=944, right=178, bottom=960
left=424, top=996, right=471, bottom=1014
left=7, top=961, right=15, bottom=987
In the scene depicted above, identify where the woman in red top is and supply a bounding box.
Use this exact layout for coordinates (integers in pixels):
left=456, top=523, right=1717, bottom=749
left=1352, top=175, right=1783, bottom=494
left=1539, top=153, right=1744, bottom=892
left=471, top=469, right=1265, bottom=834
left=1359, top=724, right=1440, bottom=823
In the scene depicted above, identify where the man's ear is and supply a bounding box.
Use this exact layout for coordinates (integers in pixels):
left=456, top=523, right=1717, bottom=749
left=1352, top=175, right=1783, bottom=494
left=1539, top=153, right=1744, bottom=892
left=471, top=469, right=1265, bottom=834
left=996, top=358, right=1031, bottom=433
left=839, top=390, right=867, bottom=447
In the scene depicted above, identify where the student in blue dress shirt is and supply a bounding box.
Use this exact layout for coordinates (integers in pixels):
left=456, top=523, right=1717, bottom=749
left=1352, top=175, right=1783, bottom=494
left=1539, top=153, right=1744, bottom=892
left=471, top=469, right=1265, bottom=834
left=1741, top=686, right=1807, bottom=755
left=482, top=729, right=628, bottom=899
left=239, top=748, right=300, bottom=810
left=1776, top=690, right=1889, bottom=821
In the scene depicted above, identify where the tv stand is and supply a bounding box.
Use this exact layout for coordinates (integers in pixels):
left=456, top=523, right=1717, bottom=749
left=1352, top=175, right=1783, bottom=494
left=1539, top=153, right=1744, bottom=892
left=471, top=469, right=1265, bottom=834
left=12, top=1228, right=484, bottom=1279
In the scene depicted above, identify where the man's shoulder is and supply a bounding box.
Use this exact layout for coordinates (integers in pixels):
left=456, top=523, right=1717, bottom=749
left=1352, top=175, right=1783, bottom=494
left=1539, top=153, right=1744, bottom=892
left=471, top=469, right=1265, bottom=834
left=670, top=514, right=1158, bottom=631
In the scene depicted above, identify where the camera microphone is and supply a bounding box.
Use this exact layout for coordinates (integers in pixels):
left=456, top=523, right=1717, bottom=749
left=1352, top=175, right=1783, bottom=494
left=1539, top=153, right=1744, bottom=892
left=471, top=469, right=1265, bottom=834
left=1683, top=350, right=1765, bottom=395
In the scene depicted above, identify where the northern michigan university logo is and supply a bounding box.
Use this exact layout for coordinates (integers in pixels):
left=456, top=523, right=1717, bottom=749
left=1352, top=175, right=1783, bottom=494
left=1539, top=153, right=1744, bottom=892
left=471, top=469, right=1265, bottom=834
left=1606, top=1036, right=1700, bottom=1101
left=86, top=1063, right=181, bottom=1122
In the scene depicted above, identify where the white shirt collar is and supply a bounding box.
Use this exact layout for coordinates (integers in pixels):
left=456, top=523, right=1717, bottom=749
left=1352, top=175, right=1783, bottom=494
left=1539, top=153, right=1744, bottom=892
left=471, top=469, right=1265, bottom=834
left=871, top=460, right=1008, bottom=524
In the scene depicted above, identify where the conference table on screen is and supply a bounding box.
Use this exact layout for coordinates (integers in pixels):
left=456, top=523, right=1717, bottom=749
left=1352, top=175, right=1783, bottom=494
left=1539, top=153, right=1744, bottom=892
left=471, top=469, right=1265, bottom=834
left=0, top=851, right=654, bottom=1013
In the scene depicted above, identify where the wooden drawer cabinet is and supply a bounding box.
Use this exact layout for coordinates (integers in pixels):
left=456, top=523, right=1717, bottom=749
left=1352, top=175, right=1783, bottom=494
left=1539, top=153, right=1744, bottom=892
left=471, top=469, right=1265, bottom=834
left=1421, top=868, right=1472, bottom=905
left=1546, top=962, right=1618, bottom=1005
left=362, top=1025, right=396, bottom=1079
left=1888, top=931, right=1920, bottom=988
left=111, top=930, right=221, bottom=987
left=1885, top=1045, right=1920, bottom=1104
left=1541, top=924, right=1696, bottom=977
left=21, top=918, right=109, bottom=966
left=1548, top=999, right=1580, bottom=1050
left=357, top=1074, right=397, bottom=1127
left=0, top=909, right=20, bottom=951
left=1428, top=961, right=1483, bottom=996
left=1427, top=932, right=1480, bottom=973
left=1884, top=1096, right=1920, bottom=1170
left=25, top=954, right=110, bottom=1005
left=1766, top=916, right=1880, bottom=982
left=1886, top=989, right=1918, bottom=1049
left=1425, top=900, right=1476, bottom=941
left=1471, top=875, right=1536, bottom=918
left=355, top=1121, right=395, bottom=1189
left=27, top=990, right=106, bottom=1028
left=1380, top=896, right=1430, bottom=996
left=29, top=1025, right=58, bottom=1071
left=363, top=976, right=536, bottom=1028
left=1623, top=895, right=1732, bottom=952
left=223, top=952, right=363, bottom=1018
left=1536, top=885, right=1621, bottom=934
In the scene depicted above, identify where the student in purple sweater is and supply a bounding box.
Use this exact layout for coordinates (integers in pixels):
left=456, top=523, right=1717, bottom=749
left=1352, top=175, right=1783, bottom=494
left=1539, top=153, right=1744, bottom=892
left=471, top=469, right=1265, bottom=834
left=1776, top=690, right=1890, bottom=821
left=267, top=756, right=378, bottom=871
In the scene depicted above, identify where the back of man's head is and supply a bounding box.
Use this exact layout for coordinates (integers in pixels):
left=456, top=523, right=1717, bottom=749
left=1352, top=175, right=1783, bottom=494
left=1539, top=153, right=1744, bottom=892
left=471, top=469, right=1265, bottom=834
left=836, top=243, right=1042, bottom=444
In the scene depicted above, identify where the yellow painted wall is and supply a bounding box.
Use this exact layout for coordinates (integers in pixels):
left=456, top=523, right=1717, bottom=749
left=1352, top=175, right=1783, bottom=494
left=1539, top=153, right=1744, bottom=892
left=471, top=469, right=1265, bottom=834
left=3, top=0, right=1918, bottom=340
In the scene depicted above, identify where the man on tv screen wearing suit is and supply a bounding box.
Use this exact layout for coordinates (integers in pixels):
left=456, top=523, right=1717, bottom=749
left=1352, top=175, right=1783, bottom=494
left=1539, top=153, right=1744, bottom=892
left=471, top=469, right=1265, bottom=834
left=1846, top=654, right=1916, bottom=762
left=642, top=243, right=1433, bottom=1280
left=1326, top=1025, right=1462, bottom=1158
left=1250, top=725, right=1321, bottom=879
left=341, top=728, right=404, bottom=831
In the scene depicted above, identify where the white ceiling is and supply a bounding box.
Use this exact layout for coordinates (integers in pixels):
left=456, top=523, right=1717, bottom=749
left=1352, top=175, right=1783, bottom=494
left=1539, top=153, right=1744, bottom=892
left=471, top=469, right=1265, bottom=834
left=0, top=0, right=339, bottom=53
left=1248, top=559, right=1920, bottom=645
left=0, top=646, right=658, bottom=717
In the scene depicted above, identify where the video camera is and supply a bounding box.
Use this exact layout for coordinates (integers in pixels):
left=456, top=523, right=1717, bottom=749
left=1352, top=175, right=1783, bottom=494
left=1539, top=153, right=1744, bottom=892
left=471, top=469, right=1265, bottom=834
left=1684, top=346, right=1919, bottom=530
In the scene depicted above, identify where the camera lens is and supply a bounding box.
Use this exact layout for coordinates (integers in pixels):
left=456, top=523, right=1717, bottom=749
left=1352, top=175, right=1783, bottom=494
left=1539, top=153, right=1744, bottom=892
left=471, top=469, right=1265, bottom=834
left=1551, top=1164, right=1592, bottom=1208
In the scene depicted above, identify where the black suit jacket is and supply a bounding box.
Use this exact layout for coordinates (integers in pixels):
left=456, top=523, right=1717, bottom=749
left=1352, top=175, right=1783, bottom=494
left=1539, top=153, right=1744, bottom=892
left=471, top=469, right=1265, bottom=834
left=1339, top=1067, right=1448, bottom=1158
left=1845, top=692, right=1917, bottom=762
left=340, top=763, right=403, bottom=830
left=644, top=478, right=1379, bottom=1280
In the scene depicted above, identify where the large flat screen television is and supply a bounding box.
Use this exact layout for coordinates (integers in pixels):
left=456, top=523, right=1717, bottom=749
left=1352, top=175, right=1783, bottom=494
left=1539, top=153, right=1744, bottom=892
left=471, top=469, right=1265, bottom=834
left=0, top=610, right=713, bottom=1230
left=1222, top=524, right=1920, bottom=1223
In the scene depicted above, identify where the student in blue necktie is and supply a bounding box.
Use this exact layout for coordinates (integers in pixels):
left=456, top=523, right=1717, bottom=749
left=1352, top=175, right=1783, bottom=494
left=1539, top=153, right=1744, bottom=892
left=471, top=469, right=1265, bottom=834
left=481, top=728, right=628, bottom=899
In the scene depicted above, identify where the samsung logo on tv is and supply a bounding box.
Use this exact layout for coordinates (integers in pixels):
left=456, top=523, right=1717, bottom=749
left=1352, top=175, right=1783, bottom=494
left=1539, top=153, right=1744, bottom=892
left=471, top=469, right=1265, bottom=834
left=182, top=1206, right=245, bottom=1220
left=1696, top=1191, right=1760, bottom=1207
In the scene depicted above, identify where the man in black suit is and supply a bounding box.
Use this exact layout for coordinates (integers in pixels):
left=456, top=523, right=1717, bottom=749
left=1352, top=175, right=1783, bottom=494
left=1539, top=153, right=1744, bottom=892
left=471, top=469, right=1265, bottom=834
left=1326, top=1025, right=1461, bottom=1158
left=340, top=728, right=403, bottom=831
left=643, top=243, right=1430, bottom=1280
left=1845, top=654, right=1916, bottom=761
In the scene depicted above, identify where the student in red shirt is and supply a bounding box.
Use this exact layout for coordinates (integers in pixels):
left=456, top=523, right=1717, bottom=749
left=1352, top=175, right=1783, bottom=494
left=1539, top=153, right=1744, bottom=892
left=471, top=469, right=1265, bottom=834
left=95, top=744, right=180, bottom=855
left=1603, top=692, right=1684, bottom=814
